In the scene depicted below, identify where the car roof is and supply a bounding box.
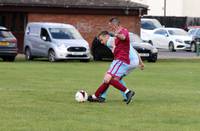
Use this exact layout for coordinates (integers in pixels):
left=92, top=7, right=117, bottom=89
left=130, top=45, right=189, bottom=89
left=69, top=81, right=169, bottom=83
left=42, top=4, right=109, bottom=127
left=27, top=22, right=75, bottom=28
left=0, top=26, right=8, bottom=30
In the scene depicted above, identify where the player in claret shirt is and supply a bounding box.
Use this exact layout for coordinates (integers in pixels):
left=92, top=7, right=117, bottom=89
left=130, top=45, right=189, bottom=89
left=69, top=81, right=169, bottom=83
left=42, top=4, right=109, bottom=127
left=97, top=31, right=144, bottom=102
left=88, top=17, right=144, bottom=104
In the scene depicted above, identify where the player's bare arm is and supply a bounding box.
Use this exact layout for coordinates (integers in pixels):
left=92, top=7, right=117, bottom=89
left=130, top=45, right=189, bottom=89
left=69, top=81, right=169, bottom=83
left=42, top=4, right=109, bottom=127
left=114, top=33, right=126, bottom=40
left=135, top=50, right=144, bottom=70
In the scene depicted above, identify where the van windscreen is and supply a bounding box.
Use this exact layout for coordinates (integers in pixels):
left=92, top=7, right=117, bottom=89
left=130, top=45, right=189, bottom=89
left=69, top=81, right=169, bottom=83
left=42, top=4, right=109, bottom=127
left=49, top=28, right=82, bottom=39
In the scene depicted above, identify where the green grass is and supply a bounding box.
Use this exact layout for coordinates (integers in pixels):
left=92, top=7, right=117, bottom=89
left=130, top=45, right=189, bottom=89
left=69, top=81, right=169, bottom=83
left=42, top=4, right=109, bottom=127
left=0, top=59, right=200, bottom=131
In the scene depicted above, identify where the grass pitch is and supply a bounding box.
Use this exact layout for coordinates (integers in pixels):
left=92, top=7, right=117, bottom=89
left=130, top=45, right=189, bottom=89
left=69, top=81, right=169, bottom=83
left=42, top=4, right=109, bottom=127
left=0, top=59, right=200, bottom=131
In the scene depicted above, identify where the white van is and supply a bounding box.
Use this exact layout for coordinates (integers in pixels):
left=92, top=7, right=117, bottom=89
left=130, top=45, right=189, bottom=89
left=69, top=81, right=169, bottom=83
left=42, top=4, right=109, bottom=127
left=24, top=22, right=90, bottom=62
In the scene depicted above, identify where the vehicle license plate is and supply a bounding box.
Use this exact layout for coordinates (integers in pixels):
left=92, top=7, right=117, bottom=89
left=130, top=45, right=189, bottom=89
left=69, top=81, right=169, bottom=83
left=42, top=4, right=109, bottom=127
left=0, top=42, right=9, bottom=46
left=72, top=52, right=83, bottom=55
left=185, top=44, right=190, bottom=48
left=139, top=53, right=149, bottom=57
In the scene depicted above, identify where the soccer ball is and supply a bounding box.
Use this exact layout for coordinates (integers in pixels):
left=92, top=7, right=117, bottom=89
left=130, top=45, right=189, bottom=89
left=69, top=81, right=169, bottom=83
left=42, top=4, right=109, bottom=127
left=75, top=90, right=88, bottom=102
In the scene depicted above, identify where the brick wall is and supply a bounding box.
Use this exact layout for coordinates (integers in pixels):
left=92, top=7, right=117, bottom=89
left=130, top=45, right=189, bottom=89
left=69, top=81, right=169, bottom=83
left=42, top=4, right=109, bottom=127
left=28, top=13, right=140, bottom=47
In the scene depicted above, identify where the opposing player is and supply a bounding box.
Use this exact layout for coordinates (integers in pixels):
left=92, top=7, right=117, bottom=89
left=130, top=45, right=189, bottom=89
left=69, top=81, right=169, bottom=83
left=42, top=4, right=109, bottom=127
left=88, top=17, right=143, bottom=104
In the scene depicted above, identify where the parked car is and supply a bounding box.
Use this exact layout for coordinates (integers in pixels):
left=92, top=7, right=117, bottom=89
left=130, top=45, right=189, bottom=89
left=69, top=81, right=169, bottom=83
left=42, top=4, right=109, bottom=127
left=91, top=36, right=113, bottom=61
left=188, top=27, right=200, bottom=52
left=24, top=22, right=90, bottom=62
left=141, top=18, right=162, bottom=43
left=91, top=32, right=158, bottom=62
left=130, top=33, right=158, bottom=62
left=0, top=26, right=17, bottom=61
left=149, top=28, right=192, bottom=51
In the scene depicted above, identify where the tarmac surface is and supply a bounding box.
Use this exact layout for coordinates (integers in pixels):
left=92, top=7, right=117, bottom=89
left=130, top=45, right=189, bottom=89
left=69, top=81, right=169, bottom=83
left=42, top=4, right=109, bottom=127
left=158, top=49, right=199, bottom=59
left=15, top=49, right=200, bottom=60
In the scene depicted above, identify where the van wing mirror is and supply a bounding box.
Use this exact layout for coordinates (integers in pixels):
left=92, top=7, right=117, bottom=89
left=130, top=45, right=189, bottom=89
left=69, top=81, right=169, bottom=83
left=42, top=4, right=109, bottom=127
left=42, top=36, right=47, bottom=41
left=165, top=34, right=169, bottom=37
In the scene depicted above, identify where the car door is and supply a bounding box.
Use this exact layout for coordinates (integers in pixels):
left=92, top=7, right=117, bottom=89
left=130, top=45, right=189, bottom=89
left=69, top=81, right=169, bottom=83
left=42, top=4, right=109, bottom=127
left=39, top=28, right=51, bottom=57
left=24, top=26, right=41, bottom=56
left=153, top=29, right=169, bottom=49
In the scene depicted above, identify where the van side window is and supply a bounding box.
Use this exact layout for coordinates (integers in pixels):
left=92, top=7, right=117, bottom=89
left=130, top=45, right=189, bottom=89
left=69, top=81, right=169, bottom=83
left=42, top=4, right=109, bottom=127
left=40, top=28, right=51, bottom=41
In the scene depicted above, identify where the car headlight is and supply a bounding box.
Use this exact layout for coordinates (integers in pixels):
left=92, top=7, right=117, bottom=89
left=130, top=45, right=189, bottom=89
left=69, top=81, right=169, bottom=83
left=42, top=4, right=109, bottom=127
left=175, top=39, right=183, bottom=43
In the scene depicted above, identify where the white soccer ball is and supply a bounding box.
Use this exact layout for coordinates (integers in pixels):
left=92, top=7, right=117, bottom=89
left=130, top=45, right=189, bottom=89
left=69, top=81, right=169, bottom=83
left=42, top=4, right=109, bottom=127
left=75, top=90, right=88, bottom=102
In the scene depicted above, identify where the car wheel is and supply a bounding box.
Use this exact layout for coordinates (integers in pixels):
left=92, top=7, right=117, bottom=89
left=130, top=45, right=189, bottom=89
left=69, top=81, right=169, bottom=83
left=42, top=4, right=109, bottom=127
left=48, top=50, right=56, bottom=62
left=7, top=57, right=15, bottom=62
left=169, top=42, right=176, bottom=52
left=2, top=57, right=6, bottom=61
left=2, top=57, right=15, bottom=62
left=191, top=42, right=196, bottom=52
left=93, top=54, right=102, bottom=61
left=148, top=53, right=157, bottom=63
left=25, top=48, right=33, bottom=61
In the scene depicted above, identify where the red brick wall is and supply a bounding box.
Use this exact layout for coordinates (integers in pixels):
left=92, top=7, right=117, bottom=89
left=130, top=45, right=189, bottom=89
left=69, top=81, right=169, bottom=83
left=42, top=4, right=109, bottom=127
left=28, top=13, right=140, bottom=47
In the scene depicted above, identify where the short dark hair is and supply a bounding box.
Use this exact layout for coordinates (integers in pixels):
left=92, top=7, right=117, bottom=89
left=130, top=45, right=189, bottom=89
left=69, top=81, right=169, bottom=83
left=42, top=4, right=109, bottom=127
left=109, top=17, right=120, bottom=25
left=98, top=30, right=109, bottom=37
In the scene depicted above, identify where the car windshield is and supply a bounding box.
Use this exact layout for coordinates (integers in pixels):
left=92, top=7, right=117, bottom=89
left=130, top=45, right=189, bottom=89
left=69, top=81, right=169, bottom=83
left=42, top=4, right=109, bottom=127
left=188, top=29, right=195, bottom=35
left=141, top=20, right=162, bottom=30
left=168, top=29, right=188, bottom=36
left=49, top=28, right=83, bottom=39
left=0, top=30, right=15, bottom=39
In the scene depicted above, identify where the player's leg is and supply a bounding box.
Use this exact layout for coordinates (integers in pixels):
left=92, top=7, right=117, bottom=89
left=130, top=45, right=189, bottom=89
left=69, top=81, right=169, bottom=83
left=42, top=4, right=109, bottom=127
left=119, top=65, right=136, bottom=101
left=88, top=60, right=120, bottom=102
left=100, top=61, right=127, bottom=101
left=109, top=78, right=134, bottom=104
left=88, top=60, right=125, bottom=102
left=112, top=76, right=127, bottom=101
left=101, top=61, right=138, bottom=102
left=119, top=79, right=128, bottom=101
left=88, top=60, right=134, bottom=104
left=88, top=73, right=112, bottom=102
left=120, top=59, right=139, bottom=102
left=87, top=82, right=109, bottom=102
left=100, top=79, right=127, bottom=101
left=108, top=61, right=135, bottom=104
left=100, top=89, right=108, bottom=99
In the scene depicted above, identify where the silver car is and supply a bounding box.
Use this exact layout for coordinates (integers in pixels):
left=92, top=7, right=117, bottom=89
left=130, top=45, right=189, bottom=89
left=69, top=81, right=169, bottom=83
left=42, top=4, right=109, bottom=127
left=0, top=26, right=17, bottom=61
left=24, top=22, right=90, bottom=62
